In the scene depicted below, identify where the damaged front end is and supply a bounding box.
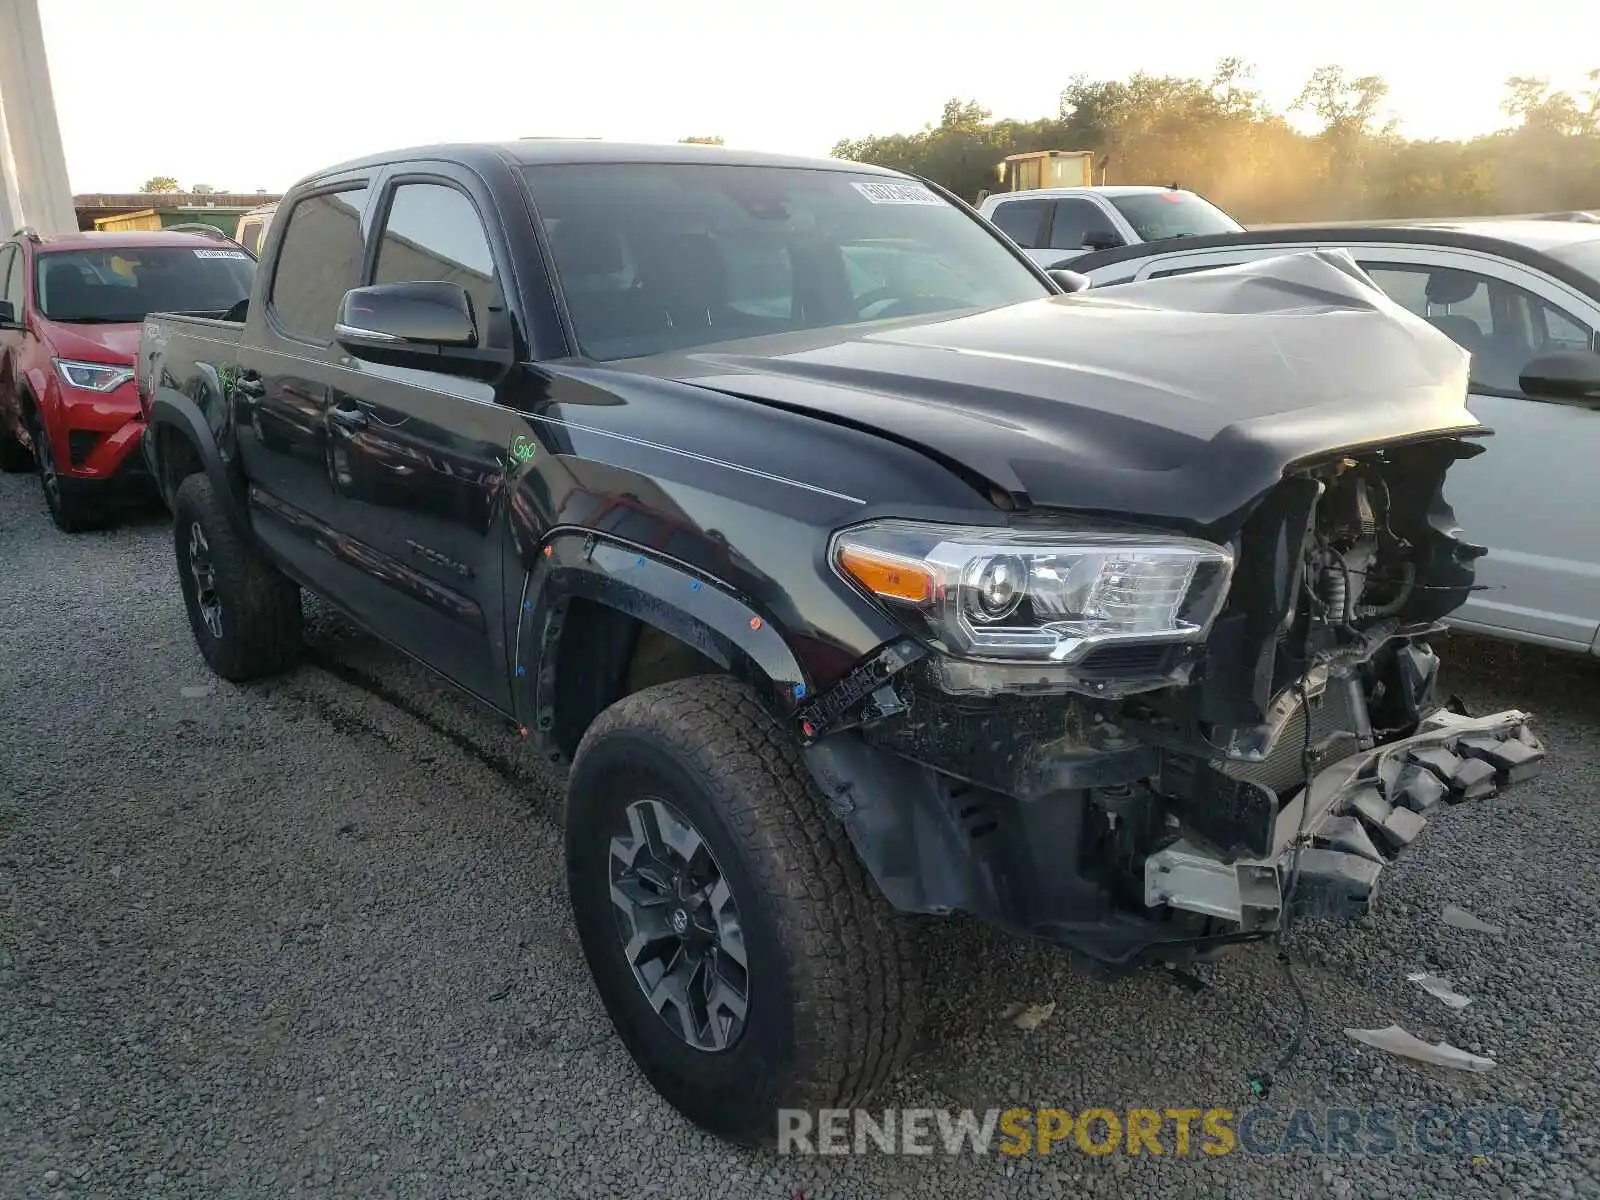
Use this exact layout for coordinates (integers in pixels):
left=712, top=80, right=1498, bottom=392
left=802, top=440, right=1546, bottom=965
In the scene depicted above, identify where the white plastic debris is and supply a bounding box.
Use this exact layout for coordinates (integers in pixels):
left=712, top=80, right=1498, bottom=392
left=1010, top=1001, right=1056, bottom=1031
left=1345, top=1024, right=1495, bottom=1071
left=1441, top=905, right=1503, bottom=935
left=1406, top=971, right=1473, bottom=1009
left=180, top=684, right=213, bottom=699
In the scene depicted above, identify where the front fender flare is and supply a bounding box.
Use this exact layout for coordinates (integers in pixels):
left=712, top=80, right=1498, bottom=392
left=516, top=532, right=812, bottom=749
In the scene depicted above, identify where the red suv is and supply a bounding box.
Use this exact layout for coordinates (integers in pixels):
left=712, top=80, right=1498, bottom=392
left=0, top=228, right=255, bottom=531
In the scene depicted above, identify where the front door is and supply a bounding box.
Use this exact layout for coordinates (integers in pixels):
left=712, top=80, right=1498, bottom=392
left=1357, top=249, right=1600, bottom=651
left=321, top=171, right=529, bottom=712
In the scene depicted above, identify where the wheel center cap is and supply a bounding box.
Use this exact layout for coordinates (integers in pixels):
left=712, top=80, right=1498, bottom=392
left=670, top=908, right=689, bottom=935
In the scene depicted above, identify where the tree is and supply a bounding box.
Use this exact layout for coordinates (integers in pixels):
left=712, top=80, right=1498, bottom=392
left=1293, top=66, right=1393, bottom=139
left=831, top=60, right=1600, bottom=222
left=679, top=135, right=724, bottom=145
left=1501, top=76, right=1586, bottom=136
left=141, top=176, right=179, bottom=193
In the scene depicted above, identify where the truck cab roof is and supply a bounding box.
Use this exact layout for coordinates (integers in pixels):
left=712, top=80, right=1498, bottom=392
left=305, top=139, right=906, bottom=183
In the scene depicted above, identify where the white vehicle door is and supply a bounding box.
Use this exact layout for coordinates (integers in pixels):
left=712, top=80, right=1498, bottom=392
left=1349, top=247, right=1600, bottom=652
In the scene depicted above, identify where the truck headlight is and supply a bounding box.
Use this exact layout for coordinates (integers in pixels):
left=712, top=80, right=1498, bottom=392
left=56, top=359, right=134, bottom=393
left=832, top=520, right=1234, bottom=664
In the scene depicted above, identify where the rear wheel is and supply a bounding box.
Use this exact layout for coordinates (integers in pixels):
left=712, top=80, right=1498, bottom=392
left=566, top=675, right=921, bottom=1145
left=173, top=473, right=302, bottom=681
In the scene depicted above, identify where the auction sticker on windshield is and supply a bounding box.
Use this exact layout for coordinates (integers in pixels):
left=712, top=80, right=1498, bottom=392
left=193, top=249, right=250, bottom=260
left=851, top=181, right=944, bottom=206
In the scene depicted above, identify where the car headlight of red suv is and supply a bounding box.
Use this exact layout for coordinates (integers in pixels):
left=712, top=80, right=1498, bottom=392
left=55, top=359, right=135, bottom=394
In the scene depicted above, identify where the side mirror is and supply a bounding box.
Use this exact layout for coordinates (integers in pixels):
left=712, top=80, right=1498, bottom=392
left=1519, top=349, right=1600, bottom=404
left=1048, top=269, right=1091, bottom=294
left=1081, top=229, right=1124, bottom=252
left=336, top=281, right=478, bottom=353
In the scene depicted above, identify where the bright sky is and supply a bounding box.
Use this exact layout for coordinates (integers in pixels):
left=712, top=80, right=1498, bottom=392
left=41, top=0, right=1597, bottom=194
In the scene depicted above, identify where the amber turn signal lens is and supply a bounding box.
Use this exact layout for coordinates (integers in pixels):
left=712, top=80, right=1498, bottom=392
left=836, top=544, right=935, bottom=604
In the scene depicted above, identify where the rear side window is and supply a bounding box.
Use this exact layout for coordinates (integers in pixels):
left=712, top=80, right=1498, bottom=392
left=989, top=199, right=1049, bottom=248
left=269, top=186, right=370, bottom=342
left=373, top=183, right=501, bottom=332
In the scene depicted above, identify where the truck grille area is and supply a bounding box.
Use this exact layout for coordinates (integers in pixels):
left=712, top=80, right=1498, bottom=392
left=1215, top=674, right=1368, bottom=794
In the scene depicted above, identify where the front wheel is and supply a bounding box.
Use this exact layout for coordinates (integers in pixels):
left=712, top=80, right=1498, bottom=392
left=566, top=675, right=921, bottom=1145
left=29, top=415, right=99, bottom=532
left=172, top=473, right=302, bottom=681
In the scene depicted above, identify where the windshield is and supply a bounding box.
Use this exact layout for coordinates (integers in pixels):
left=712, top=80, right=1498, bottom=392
left=1108, top=192, right=1243, bottom=242
left=34, top=246, right=255, bottom=323
left=523, top=164, right=1050, bottom=360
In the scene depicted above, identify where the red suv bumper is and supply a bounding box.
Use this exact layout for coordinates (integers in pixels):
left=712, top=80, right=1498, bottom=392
left=44, top=379, right=150, bottom=486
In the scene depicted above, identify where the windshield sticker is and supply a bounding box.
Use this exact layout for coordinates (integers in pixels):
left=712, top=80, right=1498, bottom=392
left=850, top=181, right=943, bottom=206
left=193, top=248, right=249, bottom=260
left=509, top=434, right=538, bottom=465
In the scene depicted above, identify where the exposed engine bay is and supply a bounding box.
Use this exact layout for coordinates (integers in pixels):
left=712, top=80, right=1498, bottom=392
left=801, top=440, right=1546, bottom=964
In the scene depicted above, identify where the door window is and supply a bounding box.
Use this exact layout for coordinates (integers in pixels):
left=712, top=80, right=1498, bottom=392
left=1360, top=261, right=1598, bottom=396
left=989, top=199, right=1049, bottom=249
left=1047, top=199, right=1109, bottom=251
left=373, top=183, right=501, bottom=335
left=0, top=244, right=21, bottom=315
left=268, top=185, right=371, bottom=343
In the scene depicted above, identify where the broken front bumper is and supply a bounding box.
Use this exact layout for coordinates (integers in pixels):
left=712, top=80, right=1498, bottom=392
left=1145, top=709, right=1546, bottom=929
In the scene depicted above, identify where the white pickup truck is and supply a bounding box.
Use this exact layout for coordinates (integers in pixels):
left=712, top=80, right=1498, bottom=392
left=977, top=185, right=1243, bottom=266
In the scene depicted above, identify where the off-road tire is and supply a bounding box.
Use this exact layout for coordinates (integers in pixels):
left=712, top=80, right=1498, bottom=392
left=173, top=473, right=302, bottom=681
left=566, top=675, right=921, bottom=1145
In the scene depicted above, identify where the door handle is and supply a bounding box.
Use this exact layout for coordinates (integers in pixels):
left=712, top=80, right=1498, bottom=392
left=329, top=404, right=368, bottom=431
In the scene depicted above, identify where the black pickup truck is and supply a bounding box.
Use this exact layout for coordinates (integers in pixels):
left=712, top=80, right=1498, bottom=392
left=137, top=140, right=1545, bottom=1144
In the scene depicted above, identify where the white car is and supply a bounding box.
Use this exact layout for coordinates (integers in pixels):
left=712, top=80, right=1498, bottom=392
left=1072, top=221, right=1600, bottom=657
left=977, top=185, right=1243, bottom=267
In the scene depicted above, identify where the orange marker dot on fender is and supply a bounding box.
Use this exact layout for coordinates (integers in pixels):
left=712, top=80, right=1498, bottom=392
left=749, top=617, right=763, bottom=630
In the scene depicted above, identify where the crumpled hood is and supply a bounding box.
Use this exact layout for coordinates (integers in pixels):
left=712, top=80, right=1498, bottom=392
left=626, top=250, right=1483, bottom=532
left=36, top=317, right=143, bottom=364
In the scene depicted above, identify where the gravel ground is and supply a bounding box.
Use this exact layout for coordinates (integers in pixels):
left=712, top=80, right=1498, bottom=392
left=1, top=467, right=1597, bottom=1200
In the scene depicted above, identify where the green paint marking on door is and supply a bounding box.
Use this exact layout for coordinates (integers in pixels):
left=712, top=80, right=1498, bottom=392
left=509, top=435, right=538, bottom=465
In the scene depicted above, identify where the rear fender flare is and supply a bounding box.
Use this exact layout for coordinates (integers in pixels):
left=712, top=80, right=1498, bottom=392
left=146, top=386, right=249, bottom=537
left=514, top=532, right=811, bottom=753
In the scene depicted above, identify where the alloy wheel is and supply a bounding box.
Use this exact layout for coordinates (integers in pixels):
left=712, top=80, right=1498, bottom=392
left=187, top=520, right=223, bottom=639
left=609, top=796, right=749, bottom=1052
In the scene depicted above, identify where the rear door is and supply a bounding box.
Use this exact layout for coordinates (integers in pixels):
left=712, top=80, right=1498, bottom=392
left=1349, top=248, right=1600, bottom=651
left=320, top=167, right=527, bottom=711
left=235, top=175, right=376, bottom=606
